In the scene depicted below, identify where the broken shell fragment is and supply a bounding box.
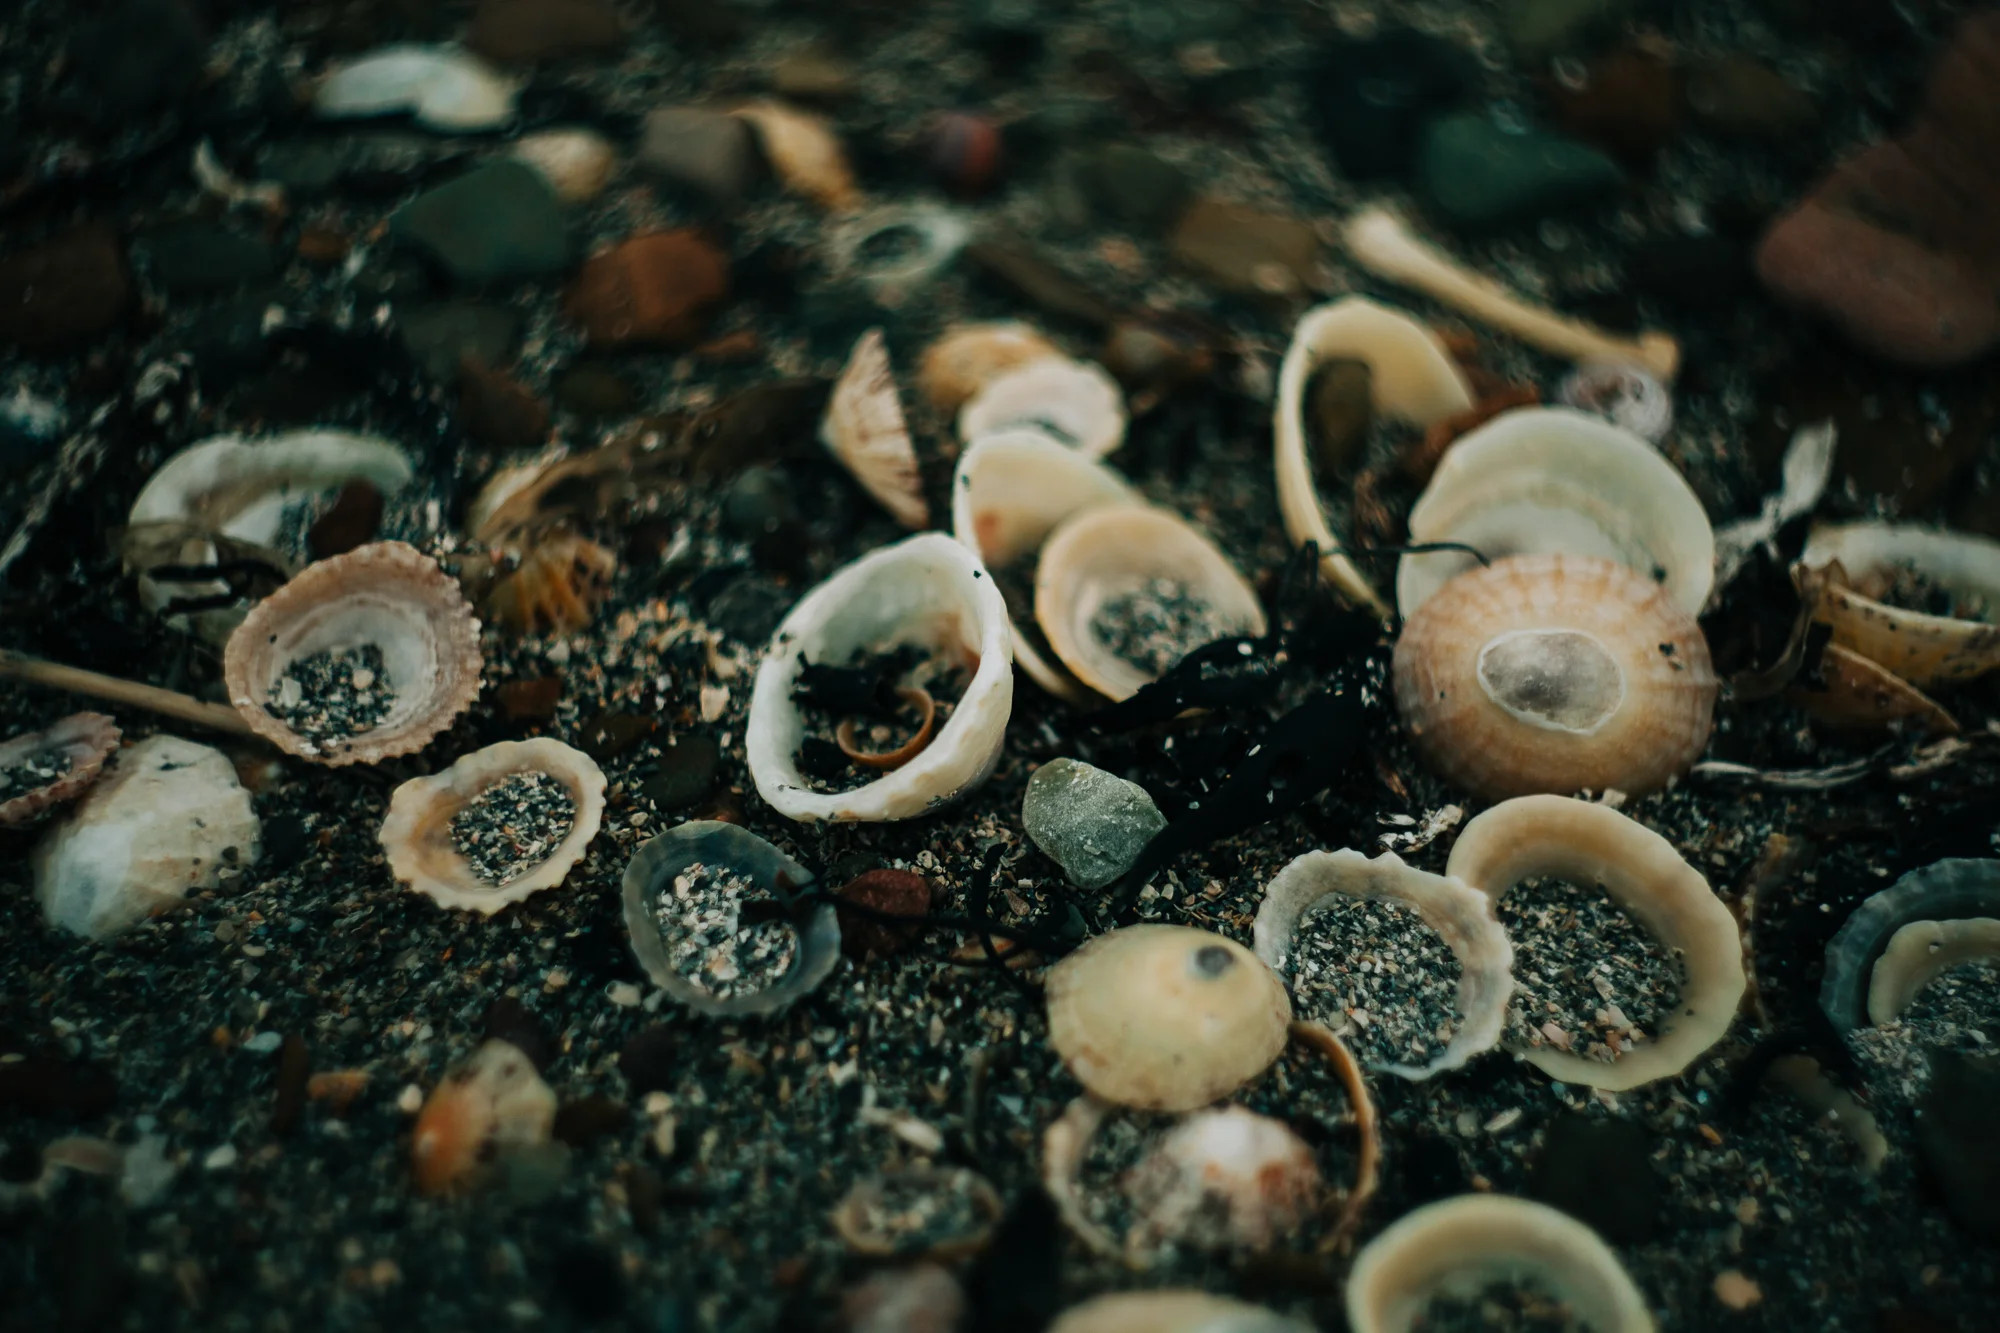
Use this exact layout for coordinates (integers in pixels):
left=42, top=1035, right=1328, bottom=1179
left=747, top=533, right=1012, bottom=822
left=223, top=542, right=484, bottom=766
left=476, top=533, right=618, bottom=635
left=1345, top=1194, right=1656, bottom=1333
left=1045, top=925, right=1291, bottom=1112
left=1557, top=361, right=1674, bottom=444
left=958, top=356, right=1128, bottom=460
left=919, top=321, right=1062, bottom=415
left=314, top=44, right=519, bottom=133
left=822, top=329, right=929, bottom=529
left=1789, top=640, right=1959, bottom=737
left=379, top=739, right=606, bottom=914
left=0, top=712, right=119, bottom=827
left=1445, top=795, right=1745, bottom=1091
left=411, top=1039, right=556, bottom=1196
left=1049, top=1292, right=1315, bottom=1333
left=1125, top=1106, right=1322, bottom=1255
left=1254, top=849, right=1513, bottom=1079
left=836, top=687, right=937, bottom=770
left=830, top=1165, right=1004, bottom=1260
left=1393, top=555, right=1718, bottom=800
left=731, top=100, right=861, bottom=211
left=1797, top=523, right=2000, bottom=686
left=1820, top=858, right=2000, bottom=1031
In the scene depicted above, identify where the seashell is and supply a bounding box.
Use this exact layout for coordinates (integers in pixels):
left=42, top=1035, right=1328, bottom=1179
left=33, top=735, right=260, bottom=941
left=1396, top=407, right=1715, bottom=621
left=1797, top=522, right=2000, bottom=686
left=379, top=739, right=607, bottom=915
left=1044, top=925, right=1291, bottom=1112
left=1789, top=640, right=1959, bottom=736
left=821, top=328, right=929, bottom=529
left=1035, top=506, right=1266, bottom=702
left=314, top=44, right=519, bottom=133
left=1273, top=298, right=1476, bottom=619
left=730, top=100, right=862, bottom=211
left=1253, top=849, right=1512, bottom=1079
left=746, top=533, right=1012, bottom=822
left=411, top=1039, right=556, bottom=1195
left=1049, top=1291, right=1315, bottom=1333
left=1556, top=361, right=1674, bottom=444
left=224, top=542, right=484, bottom=767
left=511, top=128, right=618, bottom=203
left=919, top=322, right=1062, bottom=415
left=622, top=820, right=841, bottom=1017
left=1445, top=794, right=1745, bottom=1091
left=1345, top=1194, right=1656, bottom=1333
left=1819, top=858, right=2000, bottom=1031
left=0, top=712, right=119, bottom=827
left=950, top=428, right=1144, bottom=702
left=831, top=205, right=975, bottom=300
left=1765, top=1055, right=1890, bottom=1174
left=830, top=1165, right=1004, bottom=1260
left=958, top=356, right=1127, bottom=459
left=1124, top=1106, right=1321, bottom=1255
left=477, top=533, right=618, bottom=634
left=1392, top=554, right=1718, bottom=800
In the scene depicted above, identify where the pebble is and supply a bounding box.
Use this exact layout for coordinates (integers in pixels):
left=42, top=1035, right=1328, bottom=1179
left=203, top=1145, right=238, bottom=1172
left=459, top=356, right=551, bottom=451
left=836, top=869, right=932, bottom=960
left=929, top=110, right=1006, bottom=198
left=497, top=677, right=564, bottom=720
left=390, top=161, right=574, bottom=286
left=467, top=0, right=625, bottom=64
left=1544, top=47, right=1681, bottom=165
left=772, top=49, right=855, bottom=102
left=512, top=128, right=619, bottom=204
left=1685, top=55, right=1817, bottom=143
left=1054, top=144, right=1191, bottom=235
left=314, top=46, right=519, bottom=134
left=1021, top=758, right=1166, bottom=890
left=0, top=226, right=132, bottom=349
left=554, top=362, right=641, bottom=418
left=704, top=577, right=793, bottom=644
left=637, top=108, right=765, bottom=206
left=1500, top=0, right=1630, bottom=62
left=133, top=223, right=278, bottom=297
left=1712, top=1270, right=1763, bottom=1311
left=1528, top=1111, right=1660, bottom=1243
left=1916, top=1051, right=2000, bottom=1243
left=578, top=712, right=656, bottom=762
left=642, top=735, right=722, bottom=811
left=565, top=230, right=731, bottom=348
left=242, top=1031, right=284, bottom=1055
left=1307, top=28, right=1475, bottom=180
left=1417, top=112, right=1623, bottom=231
left=397, top=301, right=522, bottom=383
left=1167, top=197, right=1322, bottom=297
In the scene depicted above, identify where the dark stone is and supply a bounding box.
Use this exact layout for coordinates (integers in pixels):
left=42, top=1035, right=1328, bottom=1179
left=1418, top=112, right=1623, bottom=231
left=0, top=1051, right=116, bottom=1118
left=550, top=1242, right=626, bottom=1322
left=260, top=815, right=311, bottom=872
left=963, top=238, right=1122, bottom=330
left=553, top=1094, right=632, bottom=1146
left=637, top=109, right=765, bottom=206
left=66, top=0, right=206, bottom=125
left=1054, top=145, right=1191, bottom=235
left=704, top=578, right=793, bottom=644
left=468, top=0, right=625, bottom=64
left=643, top=735, right=722, bottom=812
left=1628, top=233, right=1751, bottom=312
left=1308, top=28, right=1475, bottom=180
left=133, top=224, right=278, bottom=297
left=1685, top=55, right=1818, bottom=143
left=498, top=677, right=565, bottom=721
left=836, top=869, right=932, bottom=960
left=271, top=1034, right=309, bottom=1136
left=618, top=1025, right=677, bottom=1094
left=681, top=380, right=830, bottom=476
left=554, top=363, right=642, bottom=418
left=1168, top=197, right=1322, bottom=296
left=1544, top=47, right=1681, bottom=166
left=308, top=482, right=385, bottom=559
left=398, top=302, right=523, bottom=384
left=1501, top=0, right=1630, bottom=62
left=1915, top=1050, right=2000, bottom=1243
left=0, top=226, right=131, bottom=350
left=459, top=356, right=551, bottom=451
left=482, top=997, right=557, bottom=1072
left=390, top=161, right=575, bottom=286
left=578, top=711, right=656, bottom=762
left=721, top=467, right=797, bottom=539
left=1529, top=1112, right=1661, bottom=1244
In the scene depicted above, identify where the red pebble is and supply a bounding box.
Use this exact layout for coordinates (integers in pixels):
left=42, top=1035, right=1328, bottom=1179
left=835, top=869, right=933, bottom=960
left=928, top=110, right=1004, bottom=198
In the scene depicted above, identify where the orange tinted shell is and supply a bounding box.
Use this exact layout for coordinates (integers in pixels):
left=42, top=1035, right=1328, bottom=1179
left=410, top=1039, right=555, bottom=1195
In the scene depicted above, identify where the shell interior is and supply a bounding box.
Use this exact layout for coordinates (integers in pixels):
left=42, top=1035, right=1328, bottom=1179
left=1799, top=523, right=2000, bottom=686
left=820, top=328, right=928, bottom=529
left=1048, top=1290, right=1316, bottom=1333
left=0, top=712, right=120, bottom=827
left=830, top=1166, right=1003, bottom=1260
left=1819, top=858, right=2000, bottom=1031
left=958, top=356, right=1127, bottom=459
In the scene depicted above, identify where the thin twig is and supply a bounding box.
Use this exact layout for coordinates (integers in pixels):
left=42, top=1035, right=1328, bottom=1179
left=0, top=649, right=259, bottom=739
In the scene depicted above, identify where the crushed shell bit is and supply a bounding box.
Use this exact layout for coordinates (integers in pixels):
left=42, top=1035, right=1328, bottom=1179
left=730, top=100, right=861, bottom=211
left=1820, top=858, right=2000, bottom=1031
left=829, top=1165, right=1004, bottom=1261
left=1788, top=639, right=1960, bottom=737
left=1556, top=360, right=1674, bottom=443
left=410, top=1039, right=555, bottom=1196
left=821, top=328, right=929, bottom=529
left=0, top=712, right=119, bottom=827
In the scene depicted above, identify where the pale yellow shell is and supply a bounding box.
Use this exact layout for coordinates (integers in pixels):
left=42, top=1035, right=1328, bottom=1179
left=731, top=99, right=861, bottom=211
left=1125, top=1106, right=1321, bottom=1255
left=918, top=322, right=1062, bottom=415
left=821, top=328, right=928, bottom=529
left=1798, top=523, right=2000, bottom=686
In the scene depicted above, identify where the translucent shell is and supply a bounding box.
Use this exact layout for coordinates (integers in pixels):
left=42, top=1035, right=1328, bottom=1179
left=821, top=328, right=929, bottom=529
left=410, top=1039, right=555, bottom=1196
left=1049, top=1291, right=1314, bottom=1333
left=1345, top=1194, right=1656, bottom=1333
left=1396, top=407, right=1715, bottom=621
left=1045, top=925, right=1291, bottom=1112
left=1126, top=1106, right=1322, bottom=1255
left=730, top=100, right=862, bottom=211
left=1820, top=858, right=2000, bottom=1031
left=1445, top=795, right=1746, bottom=1091
left=919, top=322, right=1062, bottom=416
left=1798, top=523, right=2000, bottom=686
left=1394, top=555, right=1716, bottom=800
left=379, top=739, right=606, bottom=914
left=314, top=44, right=519, bottom=133
left=0, top=712, right=119, bottom=827
left=1035, top=506, right=1266, bottom=702
left=958, top=357, right=1128, bottom=459
left=223, top=542, right=484, bottom=766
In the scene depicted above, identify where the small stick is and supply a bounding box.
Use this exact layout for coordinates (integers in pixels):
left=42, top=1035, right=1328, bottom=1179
left=0, top=649, right=259, bottom=739
left=1290, top=1019, right=1382, bottom=1255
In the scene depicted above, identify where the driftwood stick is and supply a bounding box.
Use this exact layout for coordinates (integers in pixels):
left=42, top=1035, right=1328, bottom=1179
left=0, top=649, right=259, bottom=739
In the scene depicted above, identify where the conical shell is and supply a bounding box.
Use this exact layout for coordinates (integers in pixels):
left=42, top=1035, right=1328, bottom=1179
left=0, top=713, right=119, bottom=827
left=1820, top=858, right=2000, bottom=1031
left=958, top=356, right=1127, bottom=459
left=821, top=328, right=929, bottom=529
left=920, top=322, right=1062, bottom=415
left=1798, top=523, right=2000, bottom=686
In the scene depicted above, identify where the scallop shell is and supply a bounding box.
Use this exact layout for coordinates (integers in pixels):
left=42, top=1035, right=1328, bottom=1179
left=1035, top=506, right=1266, bottom=702
left=958, top=357, right=1127, bottom=459
left=621, top=820, right=842, bottom=1018
left=1396, top=407, right=1715, bottom=621
left=746, top=533, right=1013, bottom=822
left=950, top=428, right=1144, bottom=702
left=1445, top=794, right=1745, bottom=1091
left=821, top=328, right=929, bottom=529
left=731, top=100, right=862, bottom=211
left=1345, top=1194, right=1656, bottom=1333
left=1789, top=640, right=1959, bottom=736
left=0, top=712, right=119, bottom=827
left=314, top=44, right=519, bottom=133
left=223, top=542, right=484, bottom=766
left=831, top=1166, right=1004, bottom=1260
left=1125, top=1106, right=1322, bottom=1255
left=1049, top=1291, right=1314, bottom=1333
left=379, top=739, right=606, bottom=914
left=919, top=322, right=1062, bottom=415
left=1798, top=523, right=2000, bottom=686
left=1253, top=849, right=1513, bottom=1079
left=1045, top=925, right=1291, bottom=1112
left=1820, top=858, right=2000, bottom=1031
left=1393, top=554, right=1717, bottom=800
left=1273, top=297, right=1477, bottom=618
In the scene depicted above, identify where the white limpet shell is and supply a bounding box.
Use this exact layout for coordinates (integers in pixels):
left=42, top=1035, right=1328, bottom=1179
left=830, top=205, right=974, bottom=299
left=1797, top=523, right=2000, bottom=686
left=821, top=328, right=929, bottom=529
left=511, top=128, right=618, bottom=204
left=949, top=428, right=1144, bottom=702
left=379, top=739, right=606, bottom=914
left=1445, top=794, right=1745, bottom=1091
left=958, top=356, right=1128, bottom=459
left=1819, top=858, right=2000, bottom=1031
left=747, top=533, right=1012, bottom=822
left=1345, top=1194, right=1656, bottom=1333
left=1049, top=1291, right=1315, bottom=1333
left=1397, top=407, right=1716, bottom=620
left=313, top=44, right=519, bottom=133
left=1035, top=506, right=1266, bottom=702
left=1253, top=849, right=1513, bottom=1080
left=919, top=322, right=1063, bottom=415
left=731, top=100, right=862, bottom=211
left=1125, top=1106, right=1322, bottom=1256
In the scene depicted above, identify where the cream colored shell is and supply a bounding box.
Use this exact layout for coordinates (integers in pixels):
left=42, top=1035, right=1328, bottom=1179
left=1798, top=522, right=2000, bottom=686
left=1126, top=1106, right=1322, bottom=1255
left=1035, top=506, right=1266, bottom=702
left=958, top=356, right=1127, bottom=459
left=919, top=322, right=1062, bottom=415
left=1393, top=554, right=1716, bottom=800
left=1819, top=858, right=2000, bottom=1030
left=822, top=328, right=929, bottom=528
left=730, top=100, right=861, bottom=211
left=1049, top=1291, right=1314, bottom=1333
left=379, top=739, right=606, bottom=914
left=1445, top=794, right=1745, bottom=1091
left=1869, top=919, right=2000, bottom=1023
left=512, top=128, right=618, bottom=203
left=1045, top=925, right=1291, bottom=1111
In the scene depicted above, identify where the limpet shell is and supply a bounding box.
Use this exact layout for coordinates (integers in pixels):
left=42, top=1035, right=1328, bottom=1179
left=1820, top=858, right=2000, bottom=1031
left=958, top=356, right=1127, bottom=459
left=830, top=1165, right=1004, bottom=1260
left=1045, top=925, right=1291, bottom=1112
left=314, top=44, right=519, bottom=133
left=0, top=712, right=119, bottom=827
left=919, top=322, right=1062, bottom=415
left=1445, top=795, right=1745, bottom=1091
left=1049, top=1291, right=1314, bottom=1333
left=746, top=533, right=1012, bottom=823
left=1035, top=506, right=1266, bottom=703
left=1125, top=1106, right=1322, bottom=1255
left=379, top=739, right=606, bottom=914
left=1798, top=523, right=2000, bottom=686
left=223, top=541, right=484, bottom=767
left=821, top=328, right=928, bottom=529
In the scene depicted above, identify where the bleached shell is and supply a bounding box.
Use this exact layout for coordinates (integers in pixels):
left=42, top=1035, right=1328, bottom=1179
left=1036, top=506, right=1266, bottom=702
left=746, top=533, right=1012, bottom=822
left=379, top=739, right=606, bottom=914
left=919, top=322, right=1062, bottom=415
left=1445, top=794, right=1745, bottom=1091
left=1125, top=1106, right=1321, bottom=1255
left=1397, top=407, right=1715, bottom=620
left=314, top=45, right=519, bottom=133
left=731, top=100, right=862, bottom=211
left=1798, top=523, right=2000, bottom=686
left=32, top=736, right=260, bottom=941
left=958, top=357, right=1128, bottom=459
left=1274, top=298, right=1476, bottom=619
left=1393, top=554, right=1717, bottom=800
left=411, top=1039, right=555, bottom=1196
left=1045, top=925, right=1291, bottom=1112
left=0, top=712, right=119, bottom=827
left=1789, top=640, right=1959, bottom=736
left=950, top=428, right=1144, bottom=702
left=223, top=542, right=484, bottom=767
left=512, top=128, right=618, bottom=203
left=821, top=328, right=929, bottom=529
left=1346, top=1194, right=1656, bottom=1333
left=1254, top=849, right=1512, bottom=1079
left=1049, top=1291, right=1314, bottom=1333
left=1819, top=858, right=2000, bottom=1030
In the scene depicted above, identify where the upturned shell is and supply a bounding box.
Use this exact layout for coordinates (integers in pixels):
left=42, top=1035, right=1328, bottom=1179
left=1045, top=925, right=1291, bottom=1112
left=1396, top=407, right=1715, bottom=620
left=958, top=357, right=1128, bottom=459
left=1035, top=506, right=1266, bottom=702
left=224, top=542, right=484, bottom=766
left=1820, top=858, right=2000, bottom=1031
left=920, top=322, right=1062, bottom=415
left=746, top=533, right=1013, bottom=822
left=314, top=44, right=519, bottom=133
left=1789, top=640, right=1960, bottom=736
left=0, top=712, right=119, bottom=827
left=1798, top=523, right=2000, bottom=686
left=1394, top=554, right=1717, bottom=800
left=1049, top=1292, right=1313, bottom=1333
left=379, top=739, right=606, bottom=914
left=1125, top=1106, right=1322, bottom=1254
left=411, top=1039, right=555, bottom=1196
left=822, top=328, right=929, bottom=529
left=731, top=100, right=861, bottom=211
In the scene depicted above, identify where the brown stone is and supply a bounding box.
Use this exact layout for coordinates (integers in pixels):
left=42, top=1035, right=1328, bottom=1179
left=1167, top=197, right=1320, bottom=298
left=1545, top=48, right=1681, bottom=165
left=459, top=355, right=551, bottom=451
left=0, top=226, right=131, bottom=350
left=564, top=230, right=730, bottom=348
left=308, top=482, right=385, bottom=559
left=497, top=677, right=564, bottom=720
left=466, top=0, right=624, bottom=63
left=835, top=869, right=932, bottom=960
